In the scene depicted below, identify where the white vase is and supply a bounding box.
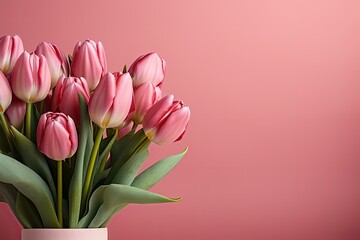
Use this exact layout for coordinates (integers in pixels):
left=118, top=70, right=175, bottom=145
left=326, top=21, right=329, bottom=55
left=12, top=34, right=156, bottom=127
left=21, top=228, right=108, bottom=240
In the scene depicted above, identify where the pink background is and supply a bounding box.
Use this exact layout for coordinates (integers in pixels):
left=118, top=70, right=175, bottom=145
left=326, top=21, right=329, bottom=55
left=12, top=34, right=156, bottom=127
left=1, top=0, right=360, bottom=239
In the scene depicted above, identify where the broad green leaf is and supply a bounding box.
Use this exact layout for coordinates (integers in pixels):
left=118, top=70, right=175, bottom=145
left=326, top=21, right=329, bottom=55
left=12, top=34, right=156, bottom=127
left=0, top=153, right=60, bottom=228
left=11, top=126, right=56, bottom=198
left=16, top=192, right=43, bottom=228
left=89, top=184, right=180, bottom=228
left=105, top=130, right=148, bottom=184
left=112, top=149, right=149, bottom=185
left=132, top=148, right=188, bottom=190
left=68, top=96, right=90, bottom=228
left=0, top=182, right=29, bottom=227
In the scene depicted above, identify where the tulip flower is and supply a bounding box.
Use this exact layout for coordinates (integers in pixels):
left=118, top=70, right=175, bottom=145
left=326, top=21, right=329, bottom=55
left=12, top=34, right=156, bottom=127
left=5, top=96, right=26, bottom=131
left=52, top=76, right=90, bottom=124
left=143, top=95, right=190, bottom=145
left=71, top=40, right=107, bottom=91
left=88, top=72, right=133, bottom=128
left=11, top=51, right=51, bottom=103
left=0, top=35, right=24, bottom=75
left=0, top=71, right=12, bottom=113
left=37, top=112, right=78, bottom=160
left=128, top=52, right=166, bottom=88
left=133, top=82, right=162, bottom=124
left=35, top=42, right=69, bottom=88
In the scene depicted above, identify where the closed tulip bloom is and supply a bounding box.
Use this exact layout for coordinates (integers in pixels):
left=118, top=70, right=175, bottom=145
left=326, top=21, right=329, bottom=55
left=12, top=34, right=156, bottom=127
left=128, top=52, right=166, bottom=88
left=88, top=72, right=133, bottom=128
left=71, top=40, right=107, bottom=91
left=52, top=76, right=90, bottom=124
left=5, top=96, right=26, bottom=130
left=133, top=82, right=161, bottom=124
left=37, top=112, right=78, bottom=160
left=143, top=95, right=190, bottom=145
left=0, top=35, right=24, bottom=75
left=0, top=71, right=12, bottom=113
left=35, top=42, right=69, bottom=88
left=11, top=51, right=51, bottom=103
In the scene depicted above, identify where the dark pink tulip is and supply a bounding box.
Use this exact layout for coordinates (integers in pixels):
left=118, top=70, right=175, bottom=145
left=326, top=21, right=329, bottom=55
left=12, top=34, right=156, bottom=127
left=0, top=71, right=12, bottom=113
left=11, top=51, right=51, bottom=103
left=0, top=35, right=24, bottom=75
left=88, top=72, right=133, bottom=128
left=37, top=112, right=78, bottom=160
left=133, top=82, right=161, bottom=124
left=143, top=95, right=190, bottom=145
left=52, top=76, right=90, bottom=125
left=5, top=96, right=26, bottom=130
left=128, top=52, right=166, bottom=88
left=71, top=40, right=107, bottom=91
left=35, top=42, right=69, bottom=88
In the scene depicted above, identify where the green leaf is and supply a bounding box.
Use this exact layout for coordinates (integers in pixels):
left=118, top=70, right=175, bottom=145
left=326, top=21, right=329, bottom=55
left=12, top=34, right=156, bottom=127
left=0, top=123, right=11, bottom=152
left=68, top=96, right=91, bottom=228
left=0, top=153, right=60, bottom=228
left=132, top=148, right=188, bottom=190
left=112, top=149, right=149, bottom=185
left=16, top=192, right=43, bottom=228
left=0, top=182, right=29, bottom=227
left=88, top=184, right=180, bottom=228
left=11, top=126, right=56, bottom=198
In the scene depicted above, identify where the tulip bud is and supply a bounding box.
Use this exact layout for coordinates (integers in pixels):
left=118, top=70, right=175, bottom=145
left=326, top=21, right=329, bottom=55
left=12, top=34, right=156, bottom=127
left=11, top=51, right=51, bottom=103
left=0, top=35, right=24, bottom=75
left=0, top=71, right=12, bottom=113
left=88, top=72, right=133, bottom=128
left=71, top=40, right=107, bottom=91
left=143, top=95, right=190, bottom=145
left=52, top=76, right=90, bottom=124
left=5, top=96, right=26, bottom=130
left=133, top=82, right=162, bottom=124
left=128, top=52, right=166, bottom=88
left=35, top=42, right=69, bottom=88
left=37, top=112, right=78, bottom=160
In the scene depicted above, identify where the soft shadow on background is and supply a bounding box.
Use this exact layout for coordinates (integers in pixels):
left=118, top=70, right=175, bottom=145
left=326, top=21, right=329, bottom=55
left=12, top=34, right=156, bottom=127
left=1, top=0, right=360, bottom=239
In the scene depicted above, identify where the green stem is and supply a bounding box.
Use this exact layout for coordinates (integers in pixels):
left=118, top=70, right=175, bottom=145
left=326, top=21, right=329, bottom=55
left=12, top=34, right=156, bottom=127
left=99, top=129, right=119, bottom=173
left=131, top=123, right=138, bottom=132
left=0, top=113, right=15, bottom=152
left=81, top=127, right=104, bottom=212
left=57, top=160, right=63, bottom=227
left=25, top=103, right=32, bottom=140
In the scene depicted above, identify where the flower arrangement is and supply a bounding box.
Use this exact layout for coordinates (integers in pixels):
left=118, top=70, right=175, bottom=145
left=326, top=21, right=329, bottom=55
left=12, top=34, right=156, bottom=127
left=0, top=35, right=190, bottom=228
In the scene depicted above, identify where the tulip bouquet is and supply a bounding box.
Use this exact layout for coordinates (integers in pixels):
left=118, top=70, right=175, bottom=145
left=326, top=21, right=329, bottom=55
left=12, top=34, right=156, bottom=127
left=0, top=35, right=190, bottom=229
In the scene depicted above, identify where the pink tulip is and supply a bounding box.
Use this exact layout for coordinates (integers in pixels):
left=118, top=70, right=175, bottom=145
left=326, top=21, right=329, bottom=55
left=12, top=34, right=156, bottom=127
left=133, top=82, right=162, bottom=124
left=52, top=76, right=90, bottom=125
left=71, top=40, right=107, bottom=91
left=128, top=52, right=166, bottom=88
left=117, top=121, right=134, bottom=139
left=37, top=112, right=78, bottom=160
left=143, top=95, right=190, bottom=145
left=5, top=96, right=26, bottom=130
left=0, top=35, right=24, bottom=75
left=11, top=51, right=51, bottom=103
left=35, top=42, right=69, bottom=88
left=88, top=72, right=133, bottom=128
left=0, top=71, right=12, bottom=113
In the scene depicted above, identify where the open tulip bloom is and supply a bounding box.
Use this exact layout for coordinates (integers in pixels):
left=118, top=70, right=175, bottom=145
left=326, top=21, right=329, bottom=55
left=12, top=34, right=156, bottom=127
left=0, top=35, right=190, bottom=228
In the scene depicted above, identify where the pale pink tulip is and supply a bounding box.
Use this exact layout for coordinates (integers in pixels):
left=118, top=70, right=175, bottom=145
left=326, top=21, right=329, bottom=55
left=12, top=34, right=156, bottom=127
left=133, top=82, right=162, bottom=124
left=11, top=51, right=51, bottom=103
left=5, top=96, right=26, bottom=130
left=71, top=40, right=107, bottom=91
left=37, top=112, right=78, bottom=160
left=143, top=95, right=190, bottom=145
left=0, top=71, right=12, bottom=113
left=52, top=76, right=90, bottom=124
left=128, top=52, right=166, bottom=88
left=88, top=72, right=133, bottom=128
left=0, top=35, right=24, bottom=75
left=35, top=42, right=69, bottom=88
